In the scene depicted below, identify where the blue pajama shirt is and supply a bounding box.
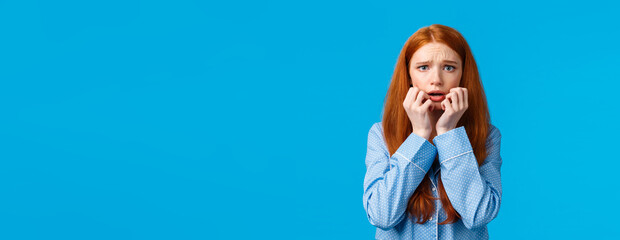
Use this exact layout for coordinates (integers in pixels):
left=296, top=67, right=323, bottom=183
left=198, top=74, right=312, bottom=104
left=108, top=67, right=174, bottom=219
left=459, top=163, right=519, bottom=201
left=362, top=122, right=503, bottom=239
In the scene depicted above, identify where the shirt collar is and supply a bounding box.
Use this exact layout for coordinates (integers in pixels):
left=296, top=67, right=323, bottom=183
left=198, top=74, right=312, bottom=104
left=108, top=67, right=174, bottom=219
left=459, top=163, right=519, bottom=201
left=431, top=159, right=440, bottom=176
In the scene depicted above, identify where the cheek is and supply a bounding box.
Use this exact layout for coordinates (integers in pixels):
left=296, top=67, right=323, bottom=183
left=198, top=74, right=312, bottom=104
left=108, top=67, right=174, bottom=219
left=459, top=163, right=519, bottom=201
left=448, top=75, right=462, bottom=87
left=410, top=73, right=427, bottom=85
left=456, top=72, right=463, bottom=86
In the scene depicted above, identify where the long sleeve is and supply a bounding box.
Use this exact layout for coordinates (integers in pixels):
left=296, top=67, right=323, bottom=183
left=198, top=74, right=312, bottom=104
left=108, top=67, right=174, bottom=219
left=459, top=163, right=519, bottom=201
left=432, top=125, right=502, bottom=230
left=363, top=123, right=437, bottom=230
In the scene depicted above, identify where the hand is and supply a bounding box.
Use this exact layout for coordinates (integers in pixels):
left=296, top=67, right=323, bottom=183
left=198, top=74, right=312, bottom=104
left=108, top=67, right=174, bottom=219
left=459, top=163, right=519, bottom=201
left=436, top=87, right=468, bottom=135
left=403, top=87, right=433, bottom=141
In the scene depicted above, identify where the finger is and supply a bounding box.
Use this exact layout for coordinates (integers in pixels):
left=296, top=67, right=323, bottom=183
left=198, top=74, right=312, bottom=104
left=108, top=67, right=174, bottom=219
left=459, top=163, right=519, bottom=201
left=441, top=98, right=452, bottom=112
left=422, top=97, right=433, bottom=111
left=410, top=87, right=420, bottom=104
left=441, top=95, right=446, bottom=110
left=444, top=92, right=453, bottom=106
left=463, top=88, right=468, bottom=109
left=404, top=87, right=415, bottom=108
left=415, top=90, right=425, bottom=106
left=415, top=90, right=429, bottom=107
left=455, top=88, right=464, bottom=110
left=449, top=90, right=459, bottom=111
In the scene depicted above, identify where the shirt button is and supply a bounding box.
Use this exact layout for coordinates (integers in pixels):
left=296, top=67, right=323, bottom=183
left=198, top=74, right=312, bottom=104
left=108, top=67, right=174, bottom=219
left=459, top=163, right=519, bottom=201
left=429, top=217, right=433, bottom=221
left=432, top=187, right=436, bottom=191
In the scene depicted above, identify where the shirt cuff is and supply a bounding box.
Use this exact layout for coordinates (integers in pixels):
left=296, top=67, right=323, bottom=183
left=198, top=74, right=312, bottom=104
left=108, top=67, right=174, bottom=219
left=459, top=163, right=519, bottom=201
left=432, top=126, right=473, bottom=164
left=393, top=132, right=437, bottom=173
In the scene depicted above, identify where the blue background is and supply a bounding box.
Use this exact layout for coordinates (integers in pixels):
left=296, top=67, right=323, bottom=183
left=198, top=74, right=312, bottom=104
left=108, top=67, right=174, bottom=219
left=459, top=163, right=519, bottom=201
left=1, top=0, right=618, bottom=239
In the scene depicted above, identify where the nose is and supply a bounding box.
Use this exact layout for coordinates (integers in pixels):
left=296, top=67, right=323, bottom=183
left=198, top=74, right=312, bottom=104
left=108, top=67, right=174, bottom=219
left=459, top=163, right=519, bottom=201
left=430, top=69, right=443, bottom=86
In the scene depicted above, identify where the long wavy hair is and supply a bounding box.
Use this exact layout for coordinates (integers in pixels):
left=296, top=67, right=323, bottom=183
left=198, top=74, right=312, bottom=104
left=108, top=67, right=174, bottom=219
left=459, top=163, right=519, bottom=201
left=381, top=24, right=491, bottom=225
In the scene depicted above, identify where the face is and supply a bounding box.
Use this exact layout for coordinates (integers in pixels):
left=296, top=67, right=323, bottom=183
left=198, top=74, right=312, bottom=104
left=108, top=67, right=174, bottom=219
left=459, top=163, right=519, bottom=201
left=409, top=42, right=463, bottom=110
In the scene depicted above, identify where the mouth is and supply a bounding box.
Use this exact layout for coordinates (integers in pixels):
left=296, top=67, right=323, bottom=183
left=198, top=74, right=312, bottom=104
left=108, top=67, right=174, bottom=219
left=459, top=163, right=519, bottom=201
left=428, top=92, right=446, bottom=102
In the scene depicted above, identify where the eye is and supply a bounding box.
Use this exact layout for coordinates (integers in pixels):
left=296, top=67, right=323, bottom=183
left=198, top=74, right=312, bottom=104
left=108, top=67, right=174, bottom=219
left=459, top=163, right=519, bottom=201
left=417, top=65, right=428, bottom=71
left=444, top=65, right=455, bottom=71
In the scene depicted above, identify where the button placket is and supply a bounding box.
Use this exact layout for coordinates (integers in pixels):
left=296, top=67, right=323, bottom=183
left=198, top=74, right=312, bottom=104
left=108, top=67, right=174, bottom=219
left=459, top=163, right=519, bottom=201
left=431, top=173, right=439, bottom=226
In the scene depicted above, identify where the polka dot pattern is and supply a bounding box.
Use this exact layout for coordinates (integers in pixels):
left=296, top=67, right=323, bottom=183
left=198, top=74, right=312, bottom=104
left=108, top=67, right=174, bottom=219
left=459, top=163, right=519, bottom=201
left=363, top=122, right=503, bottom=239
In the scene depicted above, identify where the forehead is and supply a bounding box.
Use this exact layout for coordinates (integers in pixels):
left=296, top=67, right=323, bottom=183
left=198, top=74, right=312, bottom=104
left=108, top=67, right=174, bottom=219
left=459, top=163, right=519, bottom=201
left=411, top=43, right=460, bottom=63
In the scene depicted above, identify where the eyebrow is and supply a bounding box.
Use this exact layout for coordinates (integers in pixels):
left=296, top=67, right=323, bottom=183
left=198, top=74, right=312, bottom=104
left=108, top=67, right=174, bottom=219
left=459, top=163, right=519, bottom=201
left=415, top=60, right=459, bottom=65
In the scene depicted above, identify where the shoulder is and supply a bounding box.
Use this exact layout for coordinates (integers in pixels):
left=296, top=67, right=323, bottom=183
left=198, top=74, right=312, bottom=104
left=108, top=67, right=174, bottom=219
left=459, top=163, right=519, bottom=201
left=486, top=123, right=502, bottom=146
left=369, top=122, right=384, bottom=136
left=488, top=123, right=501, bottom=138
left=367, top=122, right=386, bottom=142
left=367, top=122, right=389, bottom=154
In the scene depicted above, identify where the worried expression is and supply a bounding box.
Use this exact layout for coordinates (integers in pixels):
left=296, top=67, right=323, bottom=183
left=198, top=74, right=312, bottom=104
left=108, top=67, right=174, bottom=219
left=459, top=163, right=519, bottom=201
left=409, top=42, right=463, bottom=107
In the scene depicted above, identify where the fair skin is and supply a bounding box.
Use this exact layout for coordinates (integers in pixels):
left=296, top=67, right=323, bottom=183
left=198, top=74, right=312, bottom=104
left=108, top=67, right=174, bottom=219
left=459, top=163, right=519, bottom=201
left=402, top=42, right=469, bottom=142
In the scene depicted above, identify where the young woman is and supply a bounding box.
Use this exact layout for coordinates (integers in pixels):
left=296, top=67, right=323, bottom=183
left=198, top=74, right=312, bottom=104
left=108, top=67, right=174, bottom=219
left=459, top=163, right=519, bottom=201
left=362, top=24, right=503, bottom=239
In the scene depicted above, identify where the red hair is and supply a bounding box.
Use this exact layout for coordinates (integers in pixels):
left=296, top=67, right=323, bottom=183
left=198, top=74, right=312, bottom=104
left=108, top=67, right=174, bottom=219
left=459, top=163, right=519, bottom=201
left=381, top=24, right=491, bottom=225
